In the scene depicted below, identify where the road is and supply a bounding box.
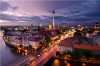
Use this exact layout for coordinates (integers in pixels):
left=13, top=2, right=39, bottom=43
left=30, top=45, right=58, bottom=66
left=6, top=32, right=74, bottom=66
left=7, top=48, right=43, bottom=66
left=29, top=33, right=73, bottom=66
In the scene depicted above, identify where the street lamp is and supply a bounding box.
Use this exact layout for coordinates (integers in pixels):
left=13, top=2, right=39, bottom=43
left=17, top=47, right=21, bottom=53
left=24, top=49, right=28, bottom=55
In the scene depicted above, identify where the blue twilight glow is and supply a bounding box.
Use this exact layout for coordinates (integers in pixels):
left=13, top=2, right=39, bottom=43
left=0, top=0, right=100, bottom=26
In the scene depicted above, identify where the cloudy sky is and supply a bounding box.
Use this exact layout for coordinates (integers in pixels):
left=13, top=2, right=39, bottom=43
left=0, top=0, right=100, bottom=26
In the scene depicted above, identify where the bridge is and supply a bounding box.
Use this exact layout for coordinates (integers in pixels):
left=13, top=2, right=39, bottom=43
left=6, top=45, right=58, bottom=66
left=30, top=45, right=58, bottom=66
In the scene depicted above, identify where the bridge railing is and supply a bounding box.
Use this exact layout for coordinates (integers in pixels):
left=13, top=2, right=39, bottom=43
left=30, top=45, right=58, bottom=66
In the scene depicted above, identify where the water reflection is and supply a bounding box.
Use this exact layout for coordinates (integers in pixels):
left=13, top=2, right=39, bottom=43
left=44, top=58, right=100, bottom=66
left=0, top=31, right=22, bottom=66
left=64, top=61, right=67, bottom=64
left=66, top=63, right=71, bottom=66
left=53, top=59, right=71, bottom=66
left=53, top=59, right=60, bottom=66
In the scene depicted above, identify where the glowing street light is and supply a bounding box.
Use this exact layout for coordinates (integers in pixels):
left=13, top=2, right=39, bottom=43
left=82, top=63, right=86, bottom=66
left=17, top=47, right=21, bottom=53
left=24, top=49, right=28, bottom=55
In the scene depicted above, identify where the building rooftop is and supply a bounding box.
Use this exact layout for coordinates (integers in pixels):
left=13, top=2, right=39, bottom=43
left=73, top=44, right=100, bottom=50
left=28, top=37, right=42, bottom=41
left=59, top=39, right=72, bottom=47
left=59, top=37, right=100, bottom=50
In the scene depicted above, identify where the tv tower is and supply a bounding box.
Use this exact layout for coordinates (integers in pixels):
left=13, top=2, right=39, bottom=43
left=52, top=9, right=55, bottom=29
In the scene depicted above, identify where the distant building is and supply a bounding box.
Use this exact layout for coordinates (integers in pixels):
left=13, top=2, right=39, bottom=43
left=62, top=21, right=67, bottom=30
left=94, top=23, right=100, bottom=32
left=58, top=39, right=73, bottom=53
left=48, top=23, right=53, bottom=30
left=92, top=35, right=100, bottom=46
left=76, top=24, right=83, bottom=30
left=72, top=44, right=100, bottom=51
left=6, top=31, right=22, bottom=36
left=28, top=37, right=43, bottom=48
left=58, top=37, right=100, bottom=54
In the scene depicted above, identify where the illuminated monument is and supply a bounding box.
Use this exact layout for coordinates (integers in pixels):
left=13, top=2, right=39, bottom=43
left=48, top=9, right=55, bottom=30
left=52, top=9, right=55, bottom=29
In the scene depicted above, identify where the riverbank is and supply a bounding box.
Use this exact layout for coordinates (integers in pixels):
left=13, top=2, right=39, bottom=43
left=3, top=36, right=30, bottom=55
left=44, top=57, right=100, bottom=66
left=0, top=36, right=22, bottom=66
left=54, top=56, right=100, bottom=65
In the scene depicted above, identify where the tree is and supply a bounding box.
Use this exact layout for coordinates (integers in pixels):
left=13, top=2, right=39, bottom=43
left=63, top=52, right=67, bottom=56
left=72, top=49, right=84, bottom=60
left=67, top=51, right=72, bottom=55
left=40, top=41, right=43, bottom=45
left=56, top=30, right=62, bottom=35
left=4, top=29, right=8, bottom=36
left=84, top=50, right=91, bottom=59
left=44, top=35, right=51, bottom=46
left=72, top=49, right=80, bottom=60
left=74, top=30, right=82, bottom=37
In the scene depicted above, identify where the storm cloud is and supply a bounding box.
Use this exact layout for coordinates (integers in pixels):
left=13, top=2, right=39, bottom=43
left=0, top=0, right=100, bottom=26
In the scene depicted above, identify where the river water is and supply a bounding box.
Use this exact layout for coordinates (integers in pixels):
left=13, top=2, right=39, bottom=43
left=44, top=58, right=100, bottom=66
left=0, top=31, right=22, bottom=66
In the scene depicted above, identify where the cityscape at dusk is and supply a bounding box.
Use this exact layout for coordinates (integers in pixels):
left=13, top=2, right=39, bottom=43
left=0, top=0, right=100, bottom=66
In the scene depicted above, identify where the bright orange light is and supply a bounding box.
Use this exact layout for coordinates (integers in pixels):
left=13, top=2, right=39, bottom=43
left=82, top=63, right=86, bottom=66
left=54, top=53, right=56, bottom=57
left=24, top=50, right=28, bottom=55
left=66, top=63, right=71, bottom=66
left=64, top=61, right=67, bottom=64
left=54, top=59, right=59, bottom=64
left=18, top=47, right=21, bottom=50
left=17, top=47, right=21, bottom=53
left=52, top=59, right=60, bottom=66
left=25, top=50, right=28, bottom=53
left=22, top=52, right=24, bottom=56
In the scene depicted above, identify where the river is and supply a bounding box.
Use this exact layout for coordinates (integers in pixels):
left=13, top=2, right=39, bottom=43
left=0, top=31, right=22, bottom=66
left=44, top=58, right=100, bottom=66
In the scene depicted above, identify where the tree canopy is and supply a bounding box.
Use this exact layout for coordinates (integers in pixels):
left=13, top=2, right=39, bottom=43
left=44, top=35, right=51, bottom=44
left=74, top=30, right=82, bottom=37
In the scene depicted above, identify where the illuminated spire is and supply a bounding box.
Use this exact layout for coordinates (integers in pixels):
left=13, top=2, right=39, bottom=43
left=52, top=9, right=55, bottom=29
left=53, top=9, right=55, bottom=15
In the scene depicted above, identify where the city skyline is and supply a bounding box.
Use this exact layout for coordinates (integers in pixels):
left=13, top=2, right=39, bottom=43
left=1, top=1, right=100, bottom=65
left=0, top=0, right=100, bottom=26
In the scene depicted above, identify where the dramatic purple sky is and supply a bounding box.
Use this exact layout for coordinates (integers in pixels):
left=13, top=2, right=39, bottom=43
left=0, top=0, right=100, bottom=26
